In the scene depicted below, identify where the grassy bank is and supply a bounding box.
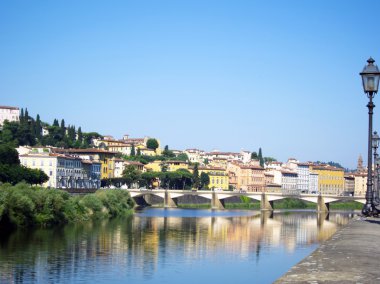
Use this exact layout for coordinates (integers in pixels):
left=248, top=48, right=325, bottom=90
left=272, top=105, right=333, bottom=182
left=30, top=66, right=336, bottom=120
left=0, top=183, right=135, bottom=228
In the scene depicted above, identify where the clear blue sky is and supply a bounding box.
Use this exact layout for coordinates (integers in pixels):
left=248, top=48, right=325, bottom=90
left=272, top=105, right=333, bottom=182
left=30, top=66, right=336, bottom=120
left=1, top=0, right=380, bottom=169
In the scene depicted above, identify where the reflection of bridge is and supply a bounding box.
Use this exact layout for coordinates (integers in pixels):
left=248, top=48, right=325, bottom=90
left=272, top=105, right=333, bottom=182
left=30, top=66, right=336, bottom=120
left=128, top=189, right=366, bottom=212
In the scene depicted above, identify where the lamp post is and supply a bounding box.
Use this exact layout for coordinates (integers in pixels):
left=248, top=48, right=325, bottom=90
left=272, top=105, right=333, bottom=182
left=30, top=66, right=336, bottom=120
left=372, top=131, right=380, bottom=206
left=360, top=57, right=380, bottom=216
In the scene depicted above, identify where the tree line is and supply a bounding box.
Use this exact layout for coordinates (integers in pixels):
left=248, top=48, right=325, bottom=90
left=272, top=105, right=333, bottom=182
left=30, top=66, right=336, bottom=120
left=103, top=164, right=210, bottom=190
left=0, top=108, right=102, bottom=149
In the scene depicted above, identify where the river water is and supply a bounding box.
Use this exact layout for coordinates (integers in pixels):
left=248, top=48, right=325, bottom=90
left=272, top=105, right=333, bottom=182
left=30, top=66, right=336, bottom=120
left=0, top=209, right=354, bottom=284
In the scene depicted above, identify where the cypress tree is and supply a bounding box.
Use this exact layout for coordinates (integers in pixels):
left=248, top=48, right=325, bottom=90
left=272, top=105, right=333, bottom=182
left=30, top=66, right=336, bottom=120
left=53, top=119, right=59, bottom=127
left=258, top=148, right=264, bottom=167
left=193, top=163, right=200, bottom=189
left=77, top=127, right=83, bottom=142
left=20, top=108, right=24, bottom=123
left=35, top=114, right=41, bottom=139
left=131, top=144, right=136, bottom=156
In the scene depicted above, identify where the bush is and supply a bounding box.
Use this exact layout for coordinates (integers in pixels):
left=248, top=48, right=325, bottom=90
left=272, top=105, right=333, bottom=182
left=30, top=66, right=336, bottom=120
left=0, top=183, right=135, bottom=228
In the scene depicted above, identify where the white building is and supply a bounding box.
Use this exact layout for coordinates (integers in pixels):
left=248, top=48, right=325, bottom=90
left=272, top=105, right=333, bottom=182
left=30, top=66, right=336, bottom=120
left=297, top=163, right=311, bottom=193
left=19, top=147, right=101, bottom=189
left=184, top=149, right=205, bottom=164
left=309, top=173, right=319, bottom=194
left=0, top=105, right=19, bottom=126
left=281, top=170, right=298, bottom=194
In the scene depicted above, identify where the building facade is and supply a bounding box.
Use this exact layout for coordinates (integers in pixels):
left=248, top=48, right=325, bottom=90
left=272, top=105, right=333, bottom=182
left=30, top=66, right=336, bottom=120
left=0, top=105, right=19, bottom=126
left=198, top=166, right=229, bottom=190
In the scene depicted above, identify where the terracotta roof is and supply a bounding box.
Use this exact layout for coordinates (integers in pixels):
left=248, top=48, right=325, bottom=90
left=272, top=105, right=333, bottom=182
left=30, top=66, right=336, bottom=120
left=240, top=165, right=264, bottom=170
left=199, top=166, right=225, bottom=171
left=55, top=148, right=118, bottom=154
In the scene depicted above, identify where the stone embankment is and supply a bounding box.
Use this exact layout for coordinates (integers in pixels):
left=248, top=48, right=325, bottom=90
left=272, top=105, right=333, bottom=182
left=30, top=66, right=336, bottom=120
left=275, top=217, right=380, bottom=284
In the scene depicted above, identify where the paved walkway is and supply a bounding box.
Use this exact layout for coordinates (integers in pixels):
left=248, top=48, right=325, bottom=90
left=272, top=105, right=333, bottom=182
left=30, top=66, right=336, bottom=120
left=275, top=217, right=380, bottom=284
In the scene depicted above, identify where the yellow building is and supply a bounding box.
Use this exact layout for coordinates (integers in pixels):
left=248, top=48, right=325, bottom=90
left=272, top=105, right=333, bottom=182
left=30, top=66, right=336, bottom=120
left=310, top=165, right=344, bottom=195
left=145, top=160, right=189, bottom=172
left=198, top=166, right=229, bottom=190
left=56, top=148, right=117, bottom=179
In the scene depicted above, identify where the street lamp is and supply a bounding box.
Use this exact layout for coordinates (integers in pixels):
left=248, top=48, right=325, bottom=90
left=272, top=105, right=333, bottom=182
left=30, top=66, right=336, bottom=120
left=360, top=57, right=380, bottom=216
left=372, top=131, right=380, bottom=206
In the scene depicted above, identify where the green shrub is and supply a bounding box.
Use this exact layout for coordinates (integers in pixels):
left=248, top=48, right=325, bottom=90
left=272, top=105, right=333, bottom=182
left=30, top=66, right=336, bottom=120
left=0, top=183, right=134, bottom=228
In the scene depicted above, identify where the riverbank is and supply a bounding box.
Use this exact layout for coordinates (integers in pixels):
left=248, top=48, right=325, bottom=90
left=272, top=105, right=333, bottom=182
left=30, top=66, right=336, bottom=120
left=275, top=216, right=380, bottom=283
left=0, top=183, right=135, bottom=228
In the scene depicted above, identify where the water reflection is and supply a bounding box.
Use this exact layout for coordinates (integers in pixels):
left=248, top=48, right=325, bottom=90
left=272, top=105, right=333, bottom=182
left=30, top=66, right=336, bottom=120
left=0, top=210, right=354, bottom=284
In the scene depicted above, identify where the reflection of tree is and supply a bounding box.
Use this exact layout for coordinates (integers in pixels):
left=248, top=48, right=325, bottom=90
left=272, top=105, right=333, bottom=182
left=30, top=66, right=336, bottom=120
left=0, top=212, right=353, bottom=283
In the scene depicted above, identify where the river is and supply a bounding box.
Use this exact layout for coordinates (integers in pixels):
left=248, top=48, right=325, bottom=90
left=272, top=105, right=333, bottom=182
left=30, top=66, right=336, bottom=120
left=0, top=209, right=354, bottom=284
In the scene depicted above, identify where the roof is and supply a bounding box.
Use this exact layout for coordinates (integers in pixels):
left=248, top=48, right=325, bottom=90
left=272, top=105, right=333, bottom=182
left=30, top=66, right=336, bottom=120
left=199, top=166, right=225, bottom=171
left=20, top=153, right=81, bottom=160
left=240, top=165, right=264, bottom=170
left=0, top=105, right=19, bottom=110
left=55, top=148, right=118, bottom=155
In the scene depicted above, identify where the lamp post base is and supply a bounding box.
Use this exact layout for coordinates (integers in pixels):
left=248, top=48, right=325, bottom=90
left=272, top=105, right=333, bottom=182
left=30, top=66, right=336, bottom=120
left=362, top=203, right=380, bottom=217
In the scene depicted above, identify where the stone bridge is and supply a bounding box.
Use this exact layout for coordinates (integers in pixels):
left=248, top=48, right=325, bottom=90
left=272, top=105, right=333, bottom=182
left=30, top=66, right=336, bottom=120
left=127, top=189, right=366, bottom=212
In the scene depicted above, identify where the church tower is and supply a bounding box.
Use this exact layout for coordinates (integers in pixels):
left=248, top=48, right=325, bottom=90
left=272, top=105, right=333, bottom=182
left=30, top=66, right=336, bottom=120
left=357, top=155, right=364, bottom=172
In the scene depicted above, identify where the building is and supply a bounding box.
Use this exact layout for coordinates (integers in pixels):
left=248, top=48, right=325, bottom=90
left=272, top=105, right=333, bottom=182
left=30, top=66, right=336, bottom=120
left=227, top=162, right=265, bottom=192
left=310, top=165, right=345, bottom=195
left=145, top=160, right=189, bottom=172
left=281, top=170, right=298, bottom=194
left=198, top=166, right=229, bottom=190
left=309, top=172, right=319, bottom=194
left=297, top=163, right=311, bottom=193
left=19, top=148, right=101, bottom=189
left=55, top=148, right=117, bottom=179
left=113, top=158, right=125, bottom=178
left=344, top=174, right=355, bottom=196
left=354, top=172, right=367, bottom=196
left=184, top=149, right=205, bottom=164
left=0, top=105, right=19, bottom=126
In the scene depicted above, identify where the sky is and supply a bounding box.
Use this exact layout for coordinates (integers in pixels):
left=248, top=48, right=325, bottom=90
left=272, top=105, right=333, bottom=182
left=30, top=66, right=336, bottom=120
left=1, top=0, right=380, bottom=169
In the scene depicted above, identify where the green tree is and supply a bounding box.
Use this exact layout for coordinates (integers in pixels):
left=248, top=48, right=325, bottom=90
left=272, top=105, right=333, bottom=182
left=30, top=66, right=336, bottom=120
left=146, top=138, right=159, bottom=151
left=35, top=114, right=42, bottom=140
left=20, top=108, right=24, bottom=123
left=53, top=119, right=59, bottom=127
left=200, top=172, right=210, bottom=189
left=163, top=145, right=175, bottom=158
left=258, top=148, right=264, bottom=167
left=122, top=165, right=141, bottom=187
left=251, top=152, right=258, bottom=160
left=136, top=148, right=141, bottom=156
left=77, top=127, right=83, bottom=142
left=0, top=144, right=20, bottom=165
left=192, top=164, right=200, bottom=189
left=130, top=144, right=136, bottom=156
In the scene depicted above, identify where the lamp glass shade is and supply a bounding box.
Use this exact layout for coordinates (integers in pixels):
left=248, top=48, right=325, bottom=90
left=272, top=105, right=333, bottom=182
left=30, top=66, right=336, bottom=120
left=373, top=132, right=380, bottom=148
left=360, top=58, right=380, bottom=93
